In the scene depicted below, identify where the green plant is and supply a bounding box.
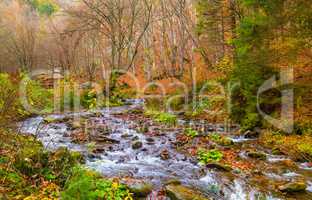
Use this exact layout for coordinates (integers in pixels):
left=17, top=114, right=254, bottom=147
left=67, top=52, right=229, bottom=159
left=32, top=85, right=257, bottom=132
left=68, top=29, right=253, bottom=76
left=197, top=149, right=223, bottom=165
left=61, top=166, right=132, bottom=200
left=27, top=0, right=59, bottom=16
left=81, top=90, right=97, bottom=109
left=185, top=128, right=199, bottom=138
left=0, top=73, right=16, bottom=123
left=210, top=133, right=221, bottom=142
left=154, top=112, right=177, bottom=126
left=23, top=75, right=54, bottom=114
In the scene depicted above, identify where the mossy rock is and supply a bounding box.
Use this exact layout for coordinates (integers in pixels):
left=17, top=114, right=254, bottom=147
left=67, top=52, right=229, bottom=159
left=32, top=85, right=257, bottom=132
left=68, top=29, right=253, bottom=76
left=246, top=151, right=267, bottom=160
left=132, top=141, right=143, bottom=149
left=217, top=137, right=234, bottom=146
left=206, top=163, right=232, bottom=172
left=278, top=181, right=307, bottom=193
left=165, top=184, right=211, bottom=200
left=129, top=182, right=153, bottom=197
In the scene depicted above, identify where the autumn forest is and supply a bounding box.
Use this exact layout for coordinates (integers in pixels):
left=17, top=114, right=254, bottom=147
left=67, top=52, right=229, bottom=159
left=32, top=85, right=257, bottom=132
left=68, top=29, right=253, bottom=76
left=0, top=0, right=312, bottom=199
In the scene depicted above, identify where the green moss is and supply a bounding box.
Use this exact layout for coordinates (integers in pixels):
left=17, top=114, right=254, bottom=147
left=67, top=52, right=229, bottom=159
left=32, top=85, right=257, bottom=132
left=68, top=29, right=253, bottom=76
left=241, top=113, right=260, bottom=131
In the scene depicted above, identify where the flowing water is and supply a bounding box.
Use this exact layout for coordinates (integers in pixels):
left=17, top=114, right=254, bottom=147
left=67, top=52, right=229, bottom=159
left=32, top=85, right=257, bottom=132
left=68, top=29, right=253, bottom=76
left=19, top=100, right=312, bottom=200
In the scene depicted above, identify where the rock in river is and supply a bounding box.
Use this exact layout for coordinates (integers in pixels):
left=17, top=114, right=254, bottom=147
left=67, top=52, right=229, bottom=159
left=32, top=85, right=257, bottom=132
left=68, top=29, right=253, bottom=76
left=165, top=184, right=211, bottom=200
left=246, top=150, right=267, bottom=160
left=132, top=141, right=143, bottom=149
left=160, top=149, right=170, bottom=160
left=278, top=181, right=307, bottom=193
left=206, top=163, right=232, bottom=172
left=129, top=182, right=153, bottom=197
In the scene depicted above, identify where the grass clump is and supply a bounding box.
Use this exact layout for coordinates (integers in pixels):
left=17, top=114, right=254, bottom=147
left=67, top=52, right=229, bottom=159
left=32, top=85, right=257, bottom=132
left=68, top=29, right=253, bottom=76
left=197, top=149, right=223, bottom=165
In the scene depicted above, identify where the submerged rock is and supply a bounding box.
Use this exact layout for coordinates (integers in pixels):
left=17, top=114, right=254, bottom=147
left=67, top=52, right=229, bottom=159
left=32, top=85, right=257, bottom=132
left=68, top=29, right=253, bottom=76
left=128, top=182, right=153, bottom=197
left=132, top=141, right=143, bottom=149
left=146, top=137, right=155, bottom=143
left=278, top=181, right=307, bottom=193
left=160, top=149, right=170, bottom=160
left=246, top=151, right=267, bottom=160
left=93, top=136, right=120, bottom=144
left=121, top=134, right=133, bottom=138
left=165, top=184, right=211, bottom=200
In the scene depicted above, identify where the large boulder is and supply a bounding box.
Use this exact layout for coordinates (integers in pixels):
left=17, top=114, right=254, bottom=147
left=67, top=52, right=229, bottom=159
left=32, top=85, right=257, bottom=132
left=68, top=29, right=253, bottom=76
left=278, top=181, right=307, bottom=193
left=165, top=184, right=211, bottom=200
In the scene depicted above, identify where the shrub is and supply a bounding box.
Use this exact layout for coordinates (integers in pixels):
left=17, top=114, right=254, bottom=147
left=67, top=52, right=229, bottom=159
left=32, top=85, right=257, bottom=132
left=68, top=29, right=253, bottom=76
left=48, top=147, right=85, bottom=186
left=185, top=128, right=199, bottom=138
left=197, top=149, right=223, bottom=165
left=61, top=166, right=132, bottom=200
left=0, top=73, right=54, bottom=124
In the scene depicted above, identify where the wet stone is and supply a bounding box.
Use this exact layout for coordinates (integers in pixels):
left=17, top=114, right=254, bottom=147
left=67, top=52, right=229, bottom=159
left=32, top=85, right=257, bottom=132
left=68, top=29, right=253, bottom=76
left=246, top=150, right=267, bottom=160
left=132, top=136, right=139, bottom=141
left=121, top=134, right=133, bottom=138
left=132, top=141, right=143, bottom=149
left=160, top=149, right=170, bottom=160
left=206, top=163, right=232, bottom=172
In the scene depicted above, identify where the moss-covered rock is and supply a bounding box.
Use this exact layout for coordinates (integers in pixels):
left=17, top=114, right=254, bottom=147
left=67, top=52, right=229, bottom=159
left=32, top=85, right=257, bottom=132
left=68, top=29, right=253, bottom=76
left=128, top=182, right=153, bottom=197
left=132, top=141, right=143, bottom=149
left=206, top=163, right=233, bottom=172
left=278, top=181, right=307, bottom=193
left=246, top=150, right=267, bottom=160
left=165, top=184, right=211, bottom=200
